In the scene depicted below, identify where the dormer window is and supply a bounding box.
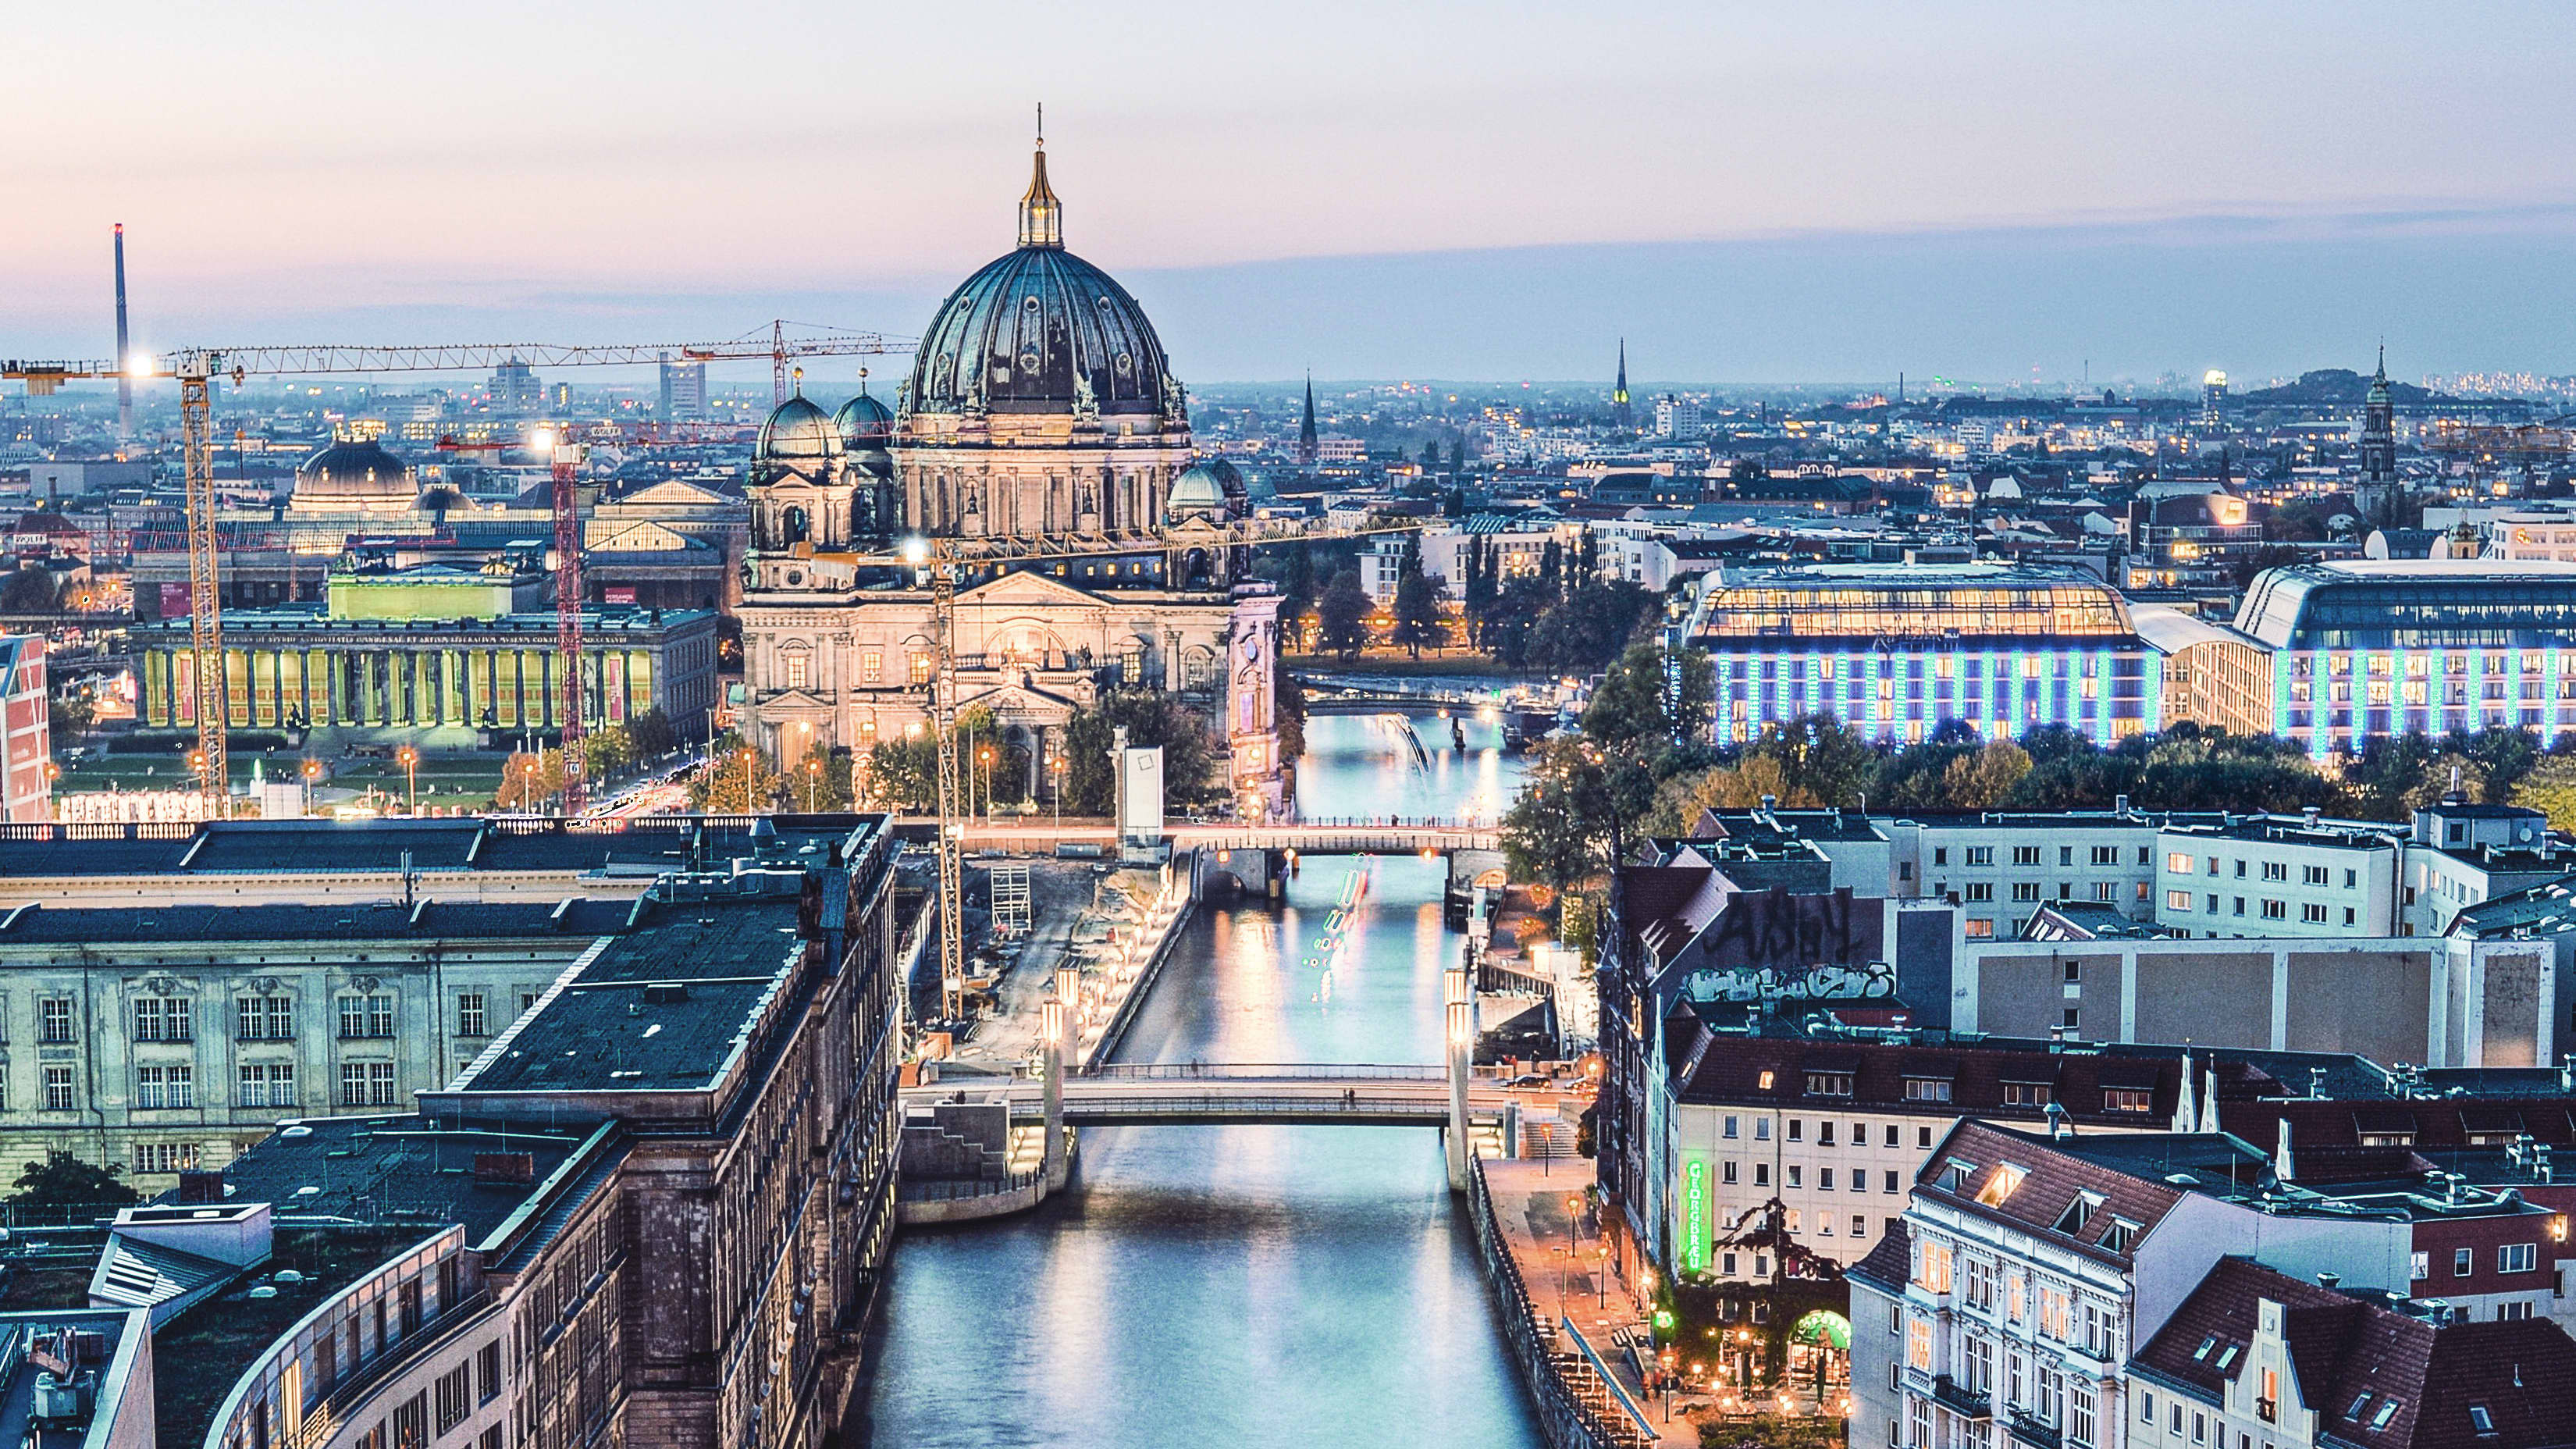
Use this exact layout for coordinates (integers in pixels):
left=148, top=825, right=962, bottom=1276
left=2055, top=1192, right=2102, bottom=1236
left=1903, top=1076, right=1954, bottom=1103
left=1807, top=1071, right=1854, bottom=1097
left=2104, top=1087, right=2154, bottom=1113
left=1976, top=1165, right=2026, bottom=1207
left=1941, top=1159, right=1979, bottom=1193
left=2101, top=1218, right=2141, bottom=1254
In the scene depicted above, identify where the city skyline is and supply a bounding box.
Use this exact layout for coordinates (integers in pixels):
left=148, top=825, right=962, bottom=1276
left=16, top=2, right=2576, bottom=382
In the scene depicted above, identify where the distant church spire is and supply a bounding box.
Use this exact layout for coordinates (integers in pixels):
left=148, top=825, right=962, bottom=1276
left=1019, top=105, right=1062, bottom=249
left=1613, top=338, right=1633, bottom=430
left=2359, top=341, right=2399, bottom=516
left=1298, top=372, right=1319, bottom=465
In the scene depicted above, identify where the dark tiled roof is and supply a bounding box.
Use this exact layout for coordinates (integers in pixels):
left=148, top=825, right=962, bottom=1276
left=1915, top=1122, right=2217, bottom=1264
left=1846, top=1217, right=1912, bottom=1294
left=2133, top=1256, right=2576, bottom=1449
left=1671, top=1035, right=2378, bottom=1130
left=0, top=898, right=632, bottom=944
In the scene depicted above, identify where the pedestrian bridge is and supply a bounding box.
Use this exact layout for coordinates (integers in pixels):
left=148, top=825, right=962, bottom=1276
left=1172, top=821, right=1500, bottom=855
left=901, top=1063, right=1514, bottom=1128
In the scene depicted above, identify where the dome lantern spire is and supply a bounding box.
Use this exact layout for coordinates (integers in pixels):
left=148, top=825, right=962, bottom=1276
left=1019, top=105, right=1062, bottom=249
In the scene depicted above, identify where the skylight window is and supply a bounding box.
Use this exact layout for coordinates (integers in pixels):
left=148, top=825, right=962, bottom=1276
left=2191, top=1336, right=2218, bottom=1362
left=2469, top=1405, right=2495, bottom=1435
left=2370, top=1400, right=2400, bottom=1431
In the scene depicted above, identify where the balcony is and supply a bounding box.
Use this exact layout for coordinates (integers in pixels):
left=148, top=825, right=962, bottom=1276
left=2004, top=1406, right=2062, bottom=1449
left=1931, top=1375, right=1994, bottom=1422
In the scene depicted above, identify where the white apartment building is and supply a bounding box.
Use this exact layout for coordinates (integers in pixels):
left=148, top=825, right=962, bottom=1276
left=1848, top=1124, right=2412, bottom=1449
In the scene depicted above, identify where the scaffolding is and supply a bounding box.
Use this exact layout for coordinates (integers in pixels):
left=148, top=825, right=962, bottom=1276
left=988, top=863, right=1033, bottom=939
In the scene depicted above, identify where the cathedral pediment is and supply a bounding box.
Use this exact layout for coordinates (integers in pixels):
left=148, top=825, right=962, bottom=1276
left=760, top=687, right=834, bottom=711
left=955, top=678, right=1086, bottom=721
left=955, top=571, right=1109, bottom=611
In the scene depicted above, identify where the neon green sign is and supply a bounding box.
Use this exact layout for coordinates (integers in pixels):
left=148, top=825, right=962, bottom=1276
left=1683, top=1156, right=1709, bottom=1273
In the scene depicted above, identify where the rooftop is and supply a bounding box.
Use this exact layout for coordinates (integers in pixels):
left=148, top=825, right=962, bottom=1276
left=0, top=814, right=886, bottom=885
left=2133, top=1256, right=2576, bottom=1449
left=447, top=877, right=814, bottom=1100
left=199, top=1113, right=602, bottom=1239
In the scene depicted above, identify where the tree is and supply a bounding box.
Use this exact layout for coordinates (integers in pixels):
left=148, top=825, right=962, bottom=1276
left=1528, top=580, right=1657, bottom=676
left=580, top=724, right=635, bottom=779
left=785, top=742, right=856, bottom=811
left=1276, top=670, right=1308, bottom=768
left=2511, top=756, right=2576, bottom=831
left=10, top=1153, right=138, bottom=1209
left=628, top=707, right=679, bottom=760
left=1059, top=692, right=1225, bottom=815
left=1316, top=571, right=1372, bottom=659
left=0, top=568, right=56, bottom=613
left=1390, top=569, right=1446, bottom=659
left=689, top=731, right=785, bottom=812
left=494, top=749, right=565, bottom=811
left=1582, top=642, right=1713, bottom=752
left=1940, top=740, right=2033, bottom=808
left=1751, top=714, right=1876, bottom=807
left=864, top=732, right=941, bottom=812
left=1501, top=738, right=1621, bottom=891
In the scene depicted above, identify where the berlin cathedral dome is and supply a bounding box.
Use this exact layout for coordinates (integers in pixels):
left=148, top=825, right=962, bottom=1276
left=903, top=143, right=1176, bottom=420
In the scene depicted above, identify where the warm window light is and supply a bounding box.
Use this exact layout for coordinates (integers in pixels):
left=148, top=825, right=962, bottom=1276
left=1977, top=1164, right=2027, bottom=1206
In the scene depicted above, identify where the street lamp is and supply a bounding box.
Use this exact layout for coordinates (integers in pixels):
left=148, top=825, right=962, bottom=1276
left=738, top=748, right=758, bottom=814
left=397, top=746, right=418, bottom=816
left=805, top=758, right=819, bottom=812
left=977, top=743, right=994, bottom=818
left=521, top=756, right=543, bottom=815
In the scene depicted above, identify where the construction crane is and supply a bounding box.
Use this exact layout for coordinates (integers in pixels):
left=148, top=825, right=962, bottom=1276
left=889, top=517, right=1429, bottom=1025
left=4, top=324, right=906, bottom=816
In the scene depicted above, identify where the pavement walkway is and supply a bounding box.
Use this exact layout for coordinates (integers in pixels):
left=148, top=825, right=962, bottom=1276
left=1483, top=1158, right=1701, bottom=1446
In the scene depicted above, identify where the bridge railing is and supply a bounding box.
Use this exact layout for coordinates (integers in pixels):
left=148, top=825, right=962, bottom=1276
left=1054, top=1093, right=1457, bottom=1119
left=1080, top=1062, right=1446, bottom=1082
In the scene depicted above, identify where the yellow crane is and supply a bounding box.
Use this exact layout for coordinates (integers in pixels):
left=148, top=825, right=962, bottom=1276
left=5, top=326, right=904, bottom=815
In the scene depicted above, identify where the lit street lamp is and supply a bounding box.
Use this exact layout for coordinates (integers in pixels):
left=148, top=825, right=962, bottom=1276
left=397, top=746, right=418, bottom=815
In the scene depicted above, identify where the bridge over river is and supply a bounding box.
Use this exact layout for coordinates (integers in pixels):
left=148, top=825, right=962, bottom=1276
left=902, top=1062, right=1514, bottom=1128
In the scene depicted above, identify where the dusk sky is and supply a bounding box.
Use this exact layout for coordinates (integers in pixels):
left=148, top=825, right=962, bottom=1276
left=16, top=1, right=2576, bottom=385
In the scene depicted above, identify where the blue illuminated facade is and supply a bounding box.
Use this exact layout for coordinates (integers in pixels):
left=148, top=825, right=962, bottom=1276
left=1688, top=564, right=2161, bottom=745
left=2234, top=560, right=2576, bottom=757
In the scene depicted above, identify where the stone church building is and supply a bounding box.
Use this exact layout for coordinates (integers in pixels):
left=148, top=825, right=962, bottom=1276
left=738, top=135, right=1287, bottom=818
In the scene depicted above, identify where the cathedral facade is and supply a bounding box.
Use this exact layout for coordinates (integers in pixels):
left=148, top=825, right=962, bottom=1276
left=737, top=138, right=1285, bottom=818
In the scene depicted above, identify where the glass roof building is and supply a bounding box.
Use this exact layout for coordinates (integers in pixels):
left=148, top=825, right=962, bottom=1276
left=1685, top=564, right=2159, bottom=745
left=2226, top=560, right=2576, bottom=755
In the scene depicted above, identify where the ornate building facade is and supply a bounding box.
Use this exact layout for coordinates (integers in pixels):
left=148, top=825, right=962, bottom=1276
left=738, top=138, right=1286, bottom=818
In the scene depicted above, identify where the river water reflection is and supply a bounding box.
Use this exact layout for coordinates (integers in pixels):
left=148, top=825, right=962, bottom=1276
left=850, top=714, right=1537, bottom=1448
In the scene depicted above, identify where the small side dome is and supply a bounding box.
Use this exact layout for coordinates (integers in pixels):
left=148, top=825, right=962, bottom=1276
left=1167, top=462, right=1228, bottom=522
left=833, top=390, right=894, bottom=447
left=1201, top=456, right=1247, bottom=503
left=757, top=395, right=841, bottom=461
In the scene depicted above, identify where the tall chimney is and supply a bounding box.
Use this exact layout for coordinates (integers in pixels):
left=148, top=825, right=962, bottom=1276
left=113, top=223, right=133, bottom=441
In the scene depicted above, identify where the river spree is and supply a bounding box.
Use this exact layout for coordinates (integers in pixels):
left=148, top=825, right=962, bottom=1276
left=850, top=714, right=1536, bottom=1447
